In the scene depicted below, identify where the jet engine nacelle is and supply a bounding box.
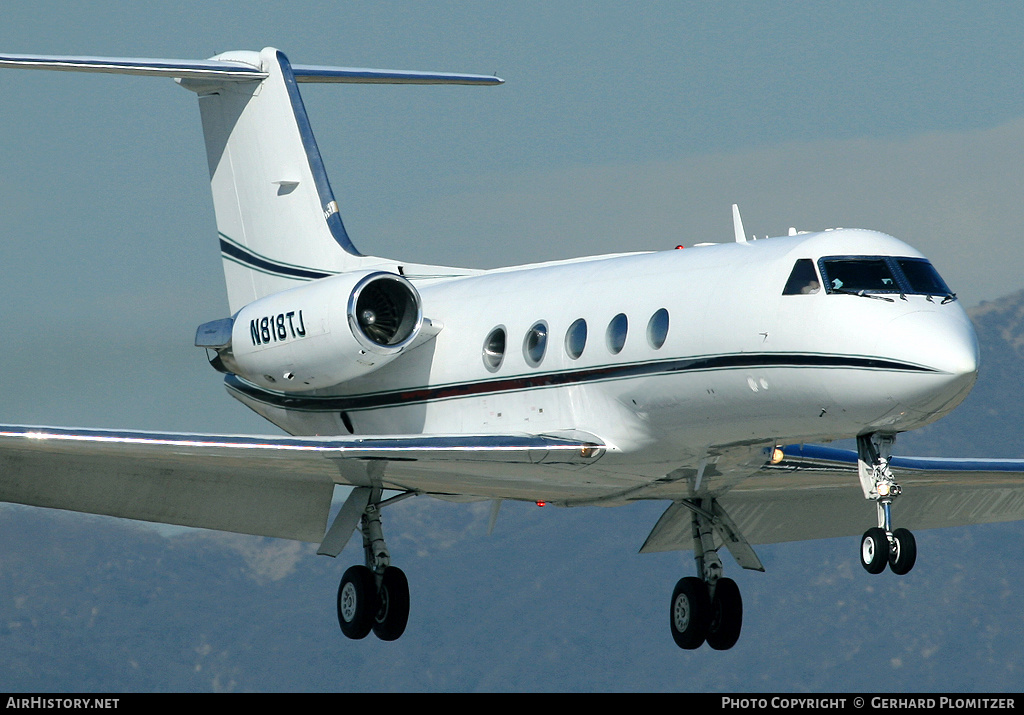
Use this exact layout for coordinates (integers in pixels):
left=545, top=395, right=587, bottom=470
left=215, top=271, right=423, bottom=392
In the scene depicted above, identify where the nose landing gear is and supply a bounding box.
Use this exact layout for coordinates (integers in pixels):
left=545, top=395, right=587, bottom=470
left=857, top=433, right=917, bottom=576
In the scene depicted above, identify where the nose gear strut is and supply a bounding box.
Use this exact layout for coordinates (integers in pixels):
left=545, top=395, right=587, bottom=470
left=857, top=433, right=917, bottom=575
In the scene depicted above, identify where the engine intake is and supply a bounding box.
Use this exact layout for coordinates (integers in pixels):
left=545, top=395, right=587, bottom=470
left=349, top=272, right=421, bottom=351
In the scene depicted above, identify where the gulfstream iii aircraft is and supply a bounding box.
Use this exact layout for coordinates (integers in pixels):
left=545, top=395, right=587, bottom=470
left=0, top=47, right=1022, bottom=651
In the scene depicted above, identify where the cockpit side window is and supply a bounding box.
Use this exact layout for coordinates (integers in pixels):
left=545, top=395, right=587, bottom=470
left=782, top=259, right=821, bottom=295
left=819, top=257, right=900, bottom=294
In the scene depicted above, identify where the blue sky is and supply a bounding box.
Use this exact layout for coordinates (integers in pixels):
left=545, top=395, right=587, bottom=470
left=1, top=1, right=1024, bottom=690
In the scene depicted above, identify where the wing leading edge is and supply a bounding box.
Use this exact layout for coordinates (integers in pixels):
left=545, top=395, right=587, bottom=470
left=0, top=425, right=602, bottom=543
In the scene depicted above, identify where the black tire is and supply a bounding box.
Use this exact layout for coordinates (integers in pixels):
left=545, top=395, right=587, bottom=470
left=670, top=576, right=710, bottom=649
left=372, top=566, right=410, bottom=641
left=888, top=528, right=917, bottom=575
left=860, top=527, right=889, bottom=574
left=337, top=565, right=377, bottom=639
left=706, top=577, right=743, bottom=651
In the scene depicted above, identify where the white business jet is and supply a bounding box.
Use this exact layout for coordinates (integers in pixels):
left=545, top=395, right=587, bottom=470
left=0, top=48, right=1019, bottom=651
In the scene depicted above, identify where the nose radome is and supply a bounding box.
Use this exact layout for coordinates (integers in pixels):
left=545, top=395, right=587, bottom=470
left=886, top=309, right=980, bottom=381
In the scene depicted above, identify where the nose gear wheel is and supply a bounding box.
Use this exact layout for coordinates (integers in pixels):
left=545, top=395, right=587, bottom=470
left=888, top=527, right=917, bottom=575
left=860, top=527, right=889, bottom=574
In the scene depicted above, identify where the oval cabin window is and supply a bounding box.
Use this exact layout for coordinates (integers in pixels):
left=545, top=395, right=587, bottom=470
left=606, top=313, right=628, bottom=354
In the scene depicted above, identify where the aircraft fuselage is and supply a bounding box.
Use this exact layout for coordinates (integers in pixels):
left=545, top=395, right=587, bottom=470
left=226, top=227, right=978, bottom=500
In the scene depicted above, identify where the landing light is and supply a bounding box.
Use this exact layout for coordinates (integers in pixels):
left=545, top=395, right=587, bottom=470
left=770, top=447, right=785, bottom=464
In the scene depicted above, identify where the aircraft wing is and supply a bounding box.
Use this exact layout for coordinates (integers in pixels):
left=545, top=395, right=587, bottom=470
left=6, top=424, right=1022, bottom=556
left=643, top=444, right=1024, bottom=552
left=0, top=425, right=602, bottom=543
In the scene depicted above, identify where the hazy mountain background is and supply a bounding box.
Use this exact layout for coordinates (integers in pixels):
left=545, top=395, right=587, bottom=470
left=2, top=293, right=1023, bottom=693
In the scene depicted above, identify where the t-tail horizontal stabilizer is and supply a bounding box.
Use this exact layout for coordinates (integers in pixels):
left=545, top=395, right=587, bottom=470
left=0, top=52, right=504, bottom=85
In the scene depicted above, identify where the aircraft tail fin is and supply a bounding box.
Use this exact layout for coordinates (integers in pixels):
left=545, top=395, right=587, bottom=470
left=0, top=49, right=502, bottom=312
left=184, top=48, right=501, bottom=312
left=185, top=48, right=363, bottom=312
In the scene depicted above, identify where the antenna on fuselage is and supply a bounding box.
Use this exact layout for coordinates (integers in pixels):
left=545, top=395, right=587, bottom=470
left=732, top=204, right=748, bottom=243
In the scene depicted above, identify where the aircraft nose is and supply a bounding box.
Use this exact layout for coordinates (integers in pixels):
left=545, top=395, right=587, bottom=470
left=885, top=307, right=979, bottom=402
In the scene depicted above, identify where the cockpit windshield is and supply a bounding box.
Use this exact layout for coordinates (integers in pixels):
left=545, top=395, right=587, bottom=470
left=895, top=258, right=953, bottom=296
left=815, top=256, right=955, bottom=300
left=821, top=258, right=897, bottom=293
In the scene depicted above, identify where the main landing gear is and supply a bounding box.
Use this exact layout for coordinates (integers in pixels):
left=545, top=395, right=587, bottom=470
left=857, top=433, right=917, bottom=576
left=336, top=496, right=411, bottom=641
left=669, top=498, right=746, bottom=650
